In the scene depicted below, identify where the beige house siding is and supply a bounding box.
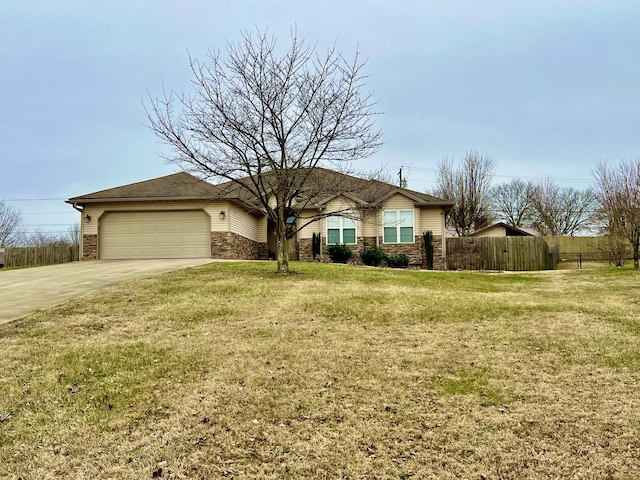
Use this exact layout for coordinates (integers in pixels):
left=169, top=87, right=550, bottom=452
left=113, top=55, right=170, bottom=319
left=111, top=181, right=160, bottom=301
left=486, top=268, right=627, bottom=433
left=383, top=194, right=416, bottom=211
left=419, top=209, right=444, bottom=236
left=297, top=210, right=323, bottom=240
left=229, top=207, right=260, bottom=242
left=361, top=210, right=380, bottom=238
left=474, top=225, right=506, bottom=238
left=257, top=216, right=268, bottom=243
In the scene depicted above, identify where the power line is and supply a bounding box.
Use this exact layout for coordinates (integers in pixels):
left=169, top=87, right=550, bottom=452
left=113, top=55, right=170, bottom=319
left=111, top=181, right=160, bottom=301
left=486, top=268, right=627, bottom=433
left=2, top=198, right=67, bottom=202
left=22, top=224, right=76, bottom=227
left=22, top=212, right=74, bottom=215
left=381, top=166, right=595, bottom=185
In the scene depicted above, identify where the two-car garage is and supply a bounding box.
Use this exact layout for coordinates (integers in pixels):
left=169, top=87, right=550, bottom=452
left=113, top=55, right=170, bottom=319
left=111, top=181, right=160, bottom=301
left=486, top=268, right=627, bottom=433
left=98, top=210, right=211, bottom=260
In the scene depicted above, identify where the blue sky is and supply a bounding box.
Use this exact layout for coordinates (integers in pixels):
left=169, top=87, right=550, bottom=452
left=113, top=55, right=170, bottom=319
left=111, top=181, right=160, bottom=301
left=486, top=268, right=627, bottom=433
left=1, top=0, right=639, bottom=235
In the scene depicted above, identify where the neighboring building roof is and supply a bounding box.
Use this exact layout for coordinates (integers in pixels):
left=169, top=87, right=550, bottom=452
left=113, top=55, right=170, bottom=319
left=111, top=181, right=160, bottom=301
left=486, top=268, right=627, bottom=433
left=470, top=222, right=540, bottom=237
left=67, top=168, right=455, bottom=211
left=516, top=226, right=541, bottom=236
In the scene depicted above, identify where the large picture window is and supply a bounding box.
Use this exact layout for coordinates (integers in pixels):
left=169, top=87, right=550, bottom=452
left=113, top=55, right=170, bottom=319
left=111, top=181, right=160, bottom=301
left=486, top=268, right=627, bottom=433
left=383, top=210, right=414, bottom=243
left=327, top=215, right=357, bottom=245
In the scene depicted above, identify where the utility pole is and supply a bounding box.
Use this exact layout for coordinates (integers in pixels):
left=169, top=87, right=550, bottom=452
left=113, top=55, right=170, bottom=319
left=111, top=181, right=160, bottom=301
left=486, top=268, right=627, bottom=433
left=398, top=167, right=407, bottom=189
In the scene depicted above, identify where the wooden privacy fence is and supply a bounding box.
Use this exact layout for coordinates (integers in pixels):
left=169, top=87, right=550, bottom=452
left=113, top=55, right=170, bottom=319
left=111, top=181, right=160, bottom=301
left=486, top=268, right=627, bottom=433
left=446, top=237, right=556, bottom=271
left=542, top=236, right=615, bottom=261
left=0, top=246, right=80, bottom=268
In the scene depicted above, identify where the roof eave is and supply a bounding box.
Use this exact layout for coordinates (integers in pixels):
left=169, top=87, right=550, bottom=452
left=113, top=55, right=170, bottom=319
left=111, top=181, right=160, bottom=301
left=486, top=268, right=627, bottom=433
left=66, top=196, right=222, bottom=205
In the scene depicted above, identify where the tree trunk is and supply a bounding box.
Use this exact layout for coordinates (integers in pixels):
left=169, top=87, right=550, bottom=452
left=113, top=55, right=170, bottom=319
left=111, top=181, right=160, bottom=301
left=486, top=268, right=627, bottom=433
left=275, top=206, right=289, bottom=274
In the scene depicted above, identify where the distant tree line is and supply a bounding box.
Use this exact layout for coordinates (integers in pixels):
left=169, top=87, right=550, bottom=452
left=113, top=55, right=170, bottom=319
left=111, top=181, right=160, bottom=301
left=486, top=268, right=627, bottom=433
left=0, top=201, right=80, bottom=248
left=433, top=152, right=640, bottom=270
left=433, top=151, right=596, bottom=237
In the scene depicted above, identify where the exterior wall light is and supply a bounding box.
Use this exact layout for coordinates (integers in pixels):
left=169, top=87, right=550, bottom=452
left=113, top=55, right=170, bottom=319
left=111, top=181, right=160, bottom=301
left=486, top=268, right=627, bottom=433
left=219, top=211, right=226, bottom=220
left=84, top=214, right=92, bottom=222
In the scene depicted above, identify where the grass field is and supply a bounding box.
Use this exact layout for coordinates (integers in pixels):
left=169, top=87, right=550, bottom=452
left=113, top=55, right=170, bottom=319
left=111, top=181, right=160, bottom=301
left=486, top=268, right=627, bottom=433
left=1, top=262, right=639, bottom=479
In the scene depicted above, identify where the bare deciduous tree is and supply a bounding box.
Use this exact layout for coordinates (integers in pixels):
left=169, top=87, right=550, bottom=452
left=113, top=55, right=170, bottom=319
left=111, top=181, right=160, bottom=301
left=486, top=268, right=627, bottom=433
left=20, top=230, right=68, bottom=247
left=65, top=224, right=81, bottom=248
left=529, top=178, right=595, bottom=236
left=593, top=159, right=640, bottom=270
left=491, top=179, right=535, bottom=227
left=0, top=201, right=23, bottom=247
left=146, top=29, right=382, bottom=273
left=433, top=150, right=495, bottom=236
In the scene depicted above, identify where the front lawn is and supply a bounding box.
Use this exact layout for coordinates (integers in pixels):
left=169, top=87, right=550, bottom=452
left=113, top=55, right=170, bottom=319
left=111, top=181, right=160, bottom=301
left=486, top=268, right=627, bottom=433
left=1, top=262, right=639, bottom=479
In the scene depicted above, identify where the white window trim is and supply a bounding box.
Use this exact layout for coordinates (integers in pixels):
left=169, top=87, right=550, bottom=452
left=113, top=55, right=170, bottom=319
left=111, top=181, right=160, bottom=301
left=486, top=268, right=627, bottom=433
left=383, top=209, right=415, bottom=244
left=326, top=214, right=357, bottom=245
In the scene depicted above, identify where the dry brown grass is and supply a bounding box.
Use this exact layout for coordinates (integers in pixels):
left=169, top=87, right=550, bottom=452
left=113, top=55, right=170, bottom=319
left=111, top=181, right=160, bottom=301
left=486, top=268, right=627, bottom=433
left=1, top=262, right=639, bottom=479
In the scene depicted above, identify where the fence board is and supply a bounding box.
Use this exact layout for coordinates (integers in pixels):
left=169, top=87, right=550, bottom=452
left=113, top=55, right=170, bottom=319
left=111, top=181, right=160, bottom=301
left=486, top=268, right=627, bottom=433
left=446, top=237, right=552, bottom=271
left=1, top=246, right=80, bottom=268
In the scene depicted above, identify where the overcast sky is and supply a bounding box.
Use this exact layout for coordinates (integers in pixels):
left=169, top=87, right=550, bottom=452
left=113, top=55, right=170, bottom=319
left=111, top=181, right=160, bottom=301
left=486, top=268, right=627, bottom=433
left=1, top=0, right=639, bottom=235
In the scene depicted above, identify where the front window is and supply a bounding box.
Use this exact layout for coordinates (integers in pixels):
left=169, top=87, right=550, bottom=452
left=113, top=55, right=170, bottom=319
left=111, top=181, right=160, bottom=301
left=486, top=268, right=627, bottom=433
left=327, top=215, right=356, bottom=245
left=383, top=210, right=414, bottom=243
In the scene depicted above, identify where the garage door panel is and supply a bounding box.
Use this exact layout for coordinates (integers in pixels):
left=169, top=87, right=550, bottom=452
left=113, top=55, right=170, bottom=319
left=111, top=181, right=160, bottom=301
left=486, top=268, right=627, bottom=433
left=99, top=211, right=211, bottom=259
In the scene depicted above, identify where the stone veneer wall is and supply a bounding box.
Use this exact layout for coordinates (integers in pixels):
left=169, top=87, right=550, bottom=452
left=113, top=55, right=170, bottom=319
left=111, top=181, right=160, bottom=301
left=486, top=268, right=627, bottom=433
left=299, top=234, right=446, bottom=270
left=211, top=232, right=267, bottom=260
left=82, top=234, right=97, bottom=260
left=298, top=238, right=314, bottom=262
left=426, top=235, right=445, bottom=270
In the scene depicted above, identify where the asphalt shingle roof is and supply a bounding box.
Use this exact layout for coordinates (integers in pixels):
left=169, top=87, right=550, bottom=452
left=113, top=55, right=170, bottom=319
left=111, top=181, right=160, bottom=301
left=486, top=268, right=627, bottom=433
left=67, top=169, right=454, bottom=210
left=66, top=172, right=222, bottom=204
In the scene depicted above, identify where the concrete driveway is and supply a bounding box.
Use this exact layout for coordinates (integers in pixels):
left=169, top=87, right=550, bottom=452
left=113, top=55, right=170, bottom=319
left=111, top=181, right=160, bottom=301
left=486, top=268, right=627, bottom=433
left=0, top=259, right=215, bottom=325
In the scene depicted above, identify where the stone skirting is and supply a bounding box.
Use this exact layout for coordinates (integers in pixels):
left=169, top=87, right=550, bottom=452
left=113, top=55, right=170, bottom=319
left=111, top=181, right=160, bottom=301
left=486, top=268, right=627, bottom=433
left=211, top=232, right=267, bottom=260
left=298, top=238, right=314, bottom=262
left=82, top=234, right=97, bottom=260
left=298, top=234, right=446, bottom=270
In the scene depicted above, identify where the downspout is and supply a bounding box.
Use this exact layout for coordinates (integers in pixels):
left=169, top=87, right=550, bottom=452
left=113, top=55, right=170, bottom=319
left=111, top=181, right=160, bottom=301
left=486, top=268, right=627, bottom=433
left=72, top=203, right=84, bottom=261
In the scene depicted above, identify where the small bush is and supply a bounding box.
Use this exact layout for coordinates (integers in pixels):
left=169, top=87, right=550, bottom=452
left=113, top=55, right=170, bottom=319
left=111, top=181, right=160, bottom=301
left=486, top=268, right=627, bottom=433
left=360, top=246, right=388, bottom=266
left=327, top=244, right=353, bottom=263
left=387, top=254, right=409, bottom=268
left=423, top=230, right=434, bottom=270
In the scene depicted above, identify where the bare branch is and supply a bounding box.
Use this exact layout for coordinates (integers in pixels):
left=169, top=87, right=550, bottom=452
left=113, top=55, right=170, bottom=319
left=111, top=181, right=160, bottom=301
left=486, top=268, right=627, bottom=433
left=145, top=28, right=382, bottom=272
left=433, top=150, right=495, bottom=236
left=491, top=179, right=536, bottom=227
left=529, top=178, right=595, bottom=236
left=0, top=201, right=23, bottom=246
left=593, top=159, right=640, bottom=270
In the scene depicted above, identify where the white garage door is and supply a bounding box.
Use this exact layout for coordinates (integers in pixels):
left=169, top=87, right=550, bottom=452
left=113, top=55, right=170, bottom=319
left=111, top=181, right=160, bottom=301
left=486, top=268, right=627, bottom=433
left=99, top=211, right=211, bottom=259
